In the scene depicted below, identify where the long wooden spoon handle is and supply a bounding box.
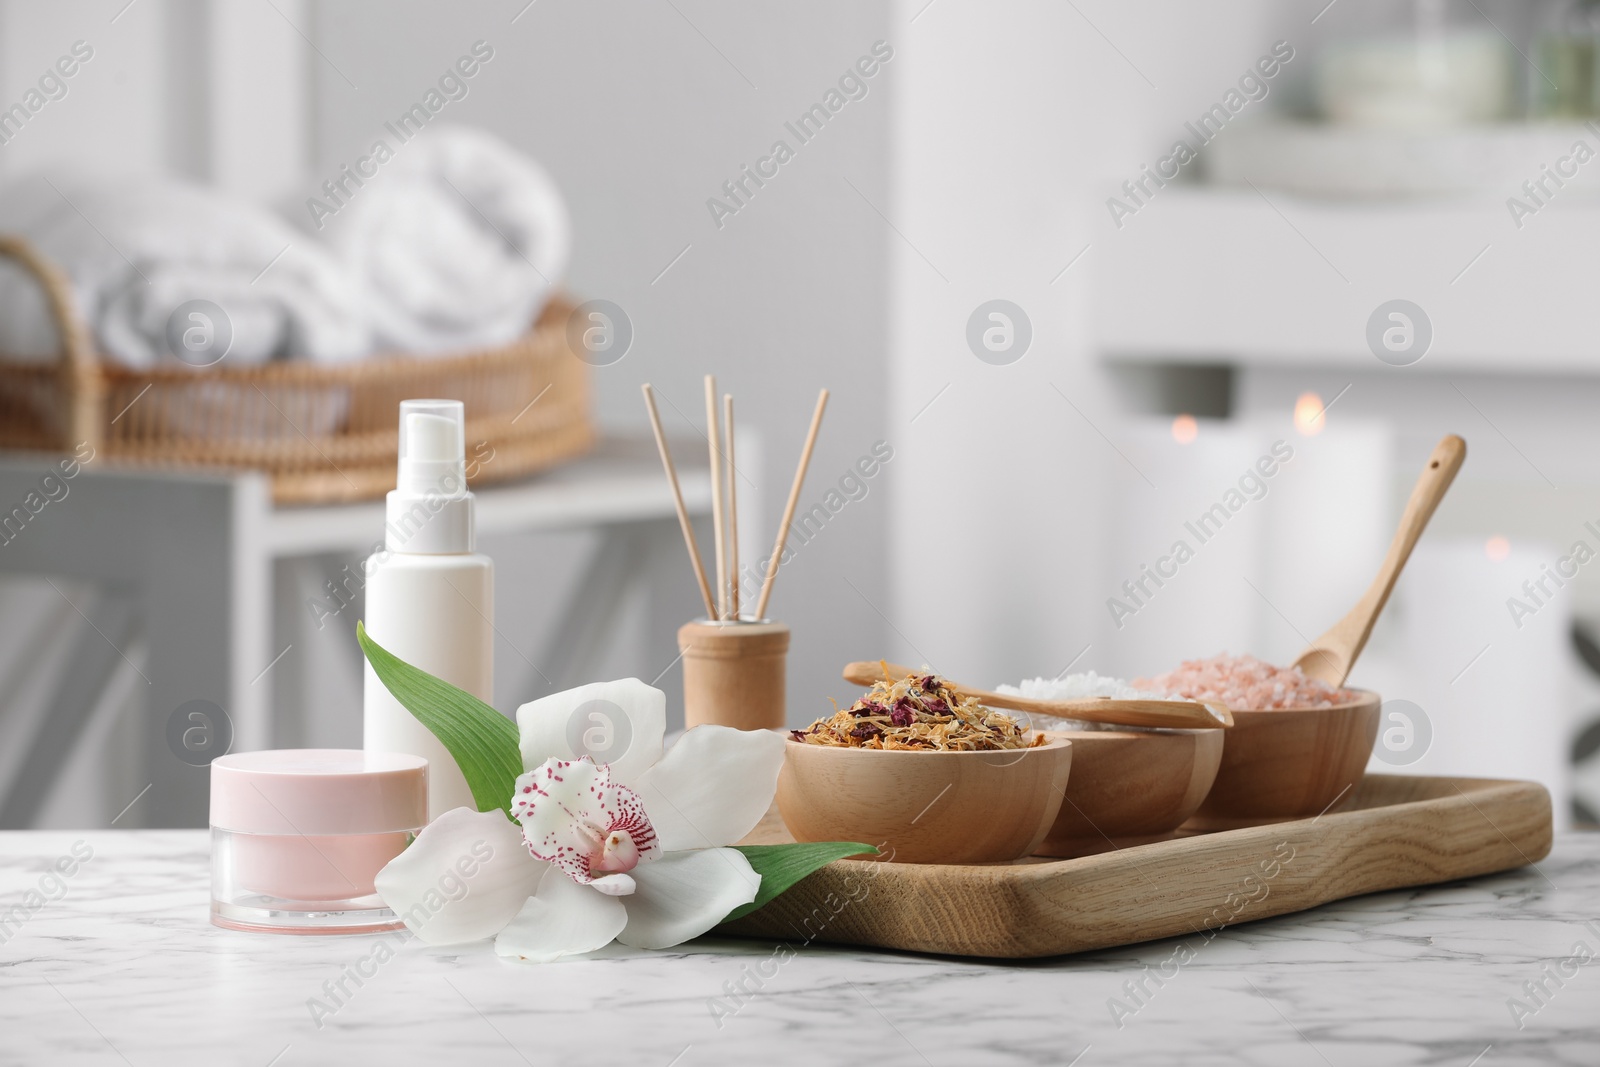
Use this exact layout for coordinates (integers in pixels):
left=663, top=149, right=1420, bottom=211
left=1296, top=434, right=1466, bottom=685
left=840, top=661, right=1231, bottom=729
left=844, top=662, right=1004, bottom=703
left=1049, top=698, right=1233, bottom=729
left=983, top=691, right=1230, bottom=729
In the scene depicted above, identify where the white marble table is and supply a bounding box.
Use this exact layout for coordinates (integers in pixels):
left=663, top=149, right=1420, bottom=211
left=2, top=831, right=1597, bottom=1066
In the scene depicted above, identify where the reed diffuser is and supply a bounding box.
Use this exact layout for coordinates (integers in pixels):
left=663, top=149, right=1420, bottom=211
left=642, top=377, right=827, bottom=730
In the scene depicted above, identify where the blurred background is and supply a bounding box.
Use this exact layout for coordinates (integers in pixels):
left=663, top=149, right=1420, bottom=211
left=0, top=0, right=1597, bottom=832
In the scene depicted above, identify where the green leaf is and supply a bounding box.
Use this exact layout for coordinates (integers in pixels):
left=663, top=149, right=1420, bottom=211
left=357, top=620, right=522, bottom=818
left=722, top=842, right=878, bottom=922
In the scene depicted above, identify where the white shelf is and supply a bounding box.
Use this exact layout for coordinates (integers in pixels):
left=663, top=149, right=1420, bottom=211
left=265, top=436, right=711, bottom=556
left=1207, top=120, right=1600, bottom=198
left=1094, top=188, right=1600, bottom=373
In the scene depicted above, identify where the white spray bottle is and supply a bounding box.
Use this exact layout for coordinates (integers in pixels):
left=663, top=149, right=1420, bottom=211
left=363, top=399, right=493, bottom=820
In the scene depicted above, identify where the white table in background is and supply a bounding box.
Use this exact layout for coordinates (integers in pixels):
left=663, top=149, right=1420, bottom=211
left=0, top=437, right=710, bottom=828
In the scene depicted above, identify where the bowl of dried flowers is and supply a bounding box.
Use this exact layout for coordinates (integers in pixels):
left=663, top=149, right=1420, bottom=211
left=777, top=671, right=1072, bottom=864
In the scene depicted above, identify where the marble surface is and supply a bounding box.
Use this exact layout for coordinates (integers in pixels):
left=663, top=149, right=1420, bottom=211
left=1, top=830, right=1597, bottom=1066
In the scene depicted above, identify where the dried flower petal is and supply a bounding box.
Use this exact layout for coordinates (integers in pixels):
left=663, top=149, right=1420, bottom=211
left=796, top=670, right=1043, bottom=751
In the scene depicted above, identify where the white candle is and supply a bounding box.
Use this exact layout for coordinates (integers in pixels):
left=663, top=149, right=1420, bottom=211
left=1391, top=538, right=1573, bottom=831
left=1255, top=418, right=1394, bottom=668
left=1100, top=418, right=1274, bottom=679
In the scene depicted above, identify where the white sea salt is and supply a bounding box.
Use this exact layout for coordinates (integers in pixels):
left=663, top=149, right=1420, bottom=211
left=995, top=671, right=1171, bottom=732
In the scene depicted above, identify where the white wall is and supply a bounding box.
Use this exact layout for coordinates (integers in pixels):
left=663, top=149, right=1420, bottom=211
left=308, top=0, right=894, bottom=723
left=888, top=0, right=1290, bottom=687
left=0, top=0, right=306, bottom=190
left=0, top=0, right=168, bottom=176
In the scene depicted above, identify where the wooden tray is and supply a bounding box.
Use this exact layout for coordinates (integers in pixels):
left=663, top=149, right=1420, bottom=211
left=721, top=774, right=1551, bottom=959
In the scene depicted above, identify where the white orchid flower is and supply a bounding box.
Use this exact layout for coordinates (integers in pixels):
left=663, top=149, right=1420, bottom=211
left=374, top=678, right=786, bottom=962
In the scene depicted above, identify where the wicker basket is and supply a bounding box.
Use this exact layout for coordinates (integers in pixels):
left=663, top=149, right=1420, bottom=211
left=0, top=235, right=593, bottom=505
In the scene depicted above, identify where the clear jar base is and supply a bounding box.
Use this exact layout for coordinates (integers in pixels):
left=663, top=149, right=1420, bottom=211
left=211, top=897, right=405, bottom=935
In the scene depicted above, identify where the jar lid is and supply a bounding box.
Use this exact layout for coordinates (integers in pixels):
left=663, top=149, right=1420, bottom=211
left=210, top=749, right=428, bottom=834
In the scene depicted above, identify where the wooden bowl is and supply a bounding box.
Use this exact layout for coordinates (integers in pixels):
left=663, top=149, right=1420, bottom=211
left=1183, top=690, right=1382, bottom=831
left=775, top=738, right=1073, bottom=864
left=1034, top=728, right=1224, bottom=857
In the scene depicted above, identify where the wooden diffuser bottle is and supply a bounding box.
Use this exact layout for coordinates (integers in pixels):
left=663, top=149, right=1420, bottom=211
left=677, top=619, right=790, bottom=730
left=643, top=377, right=826, bottom=732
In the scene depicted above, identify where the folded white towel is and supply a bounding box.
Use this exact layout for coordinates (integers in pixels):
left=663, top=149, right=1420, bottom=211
left=304, top=126, right=570, bottom=355
left=0, top=171, right=369, bottom=369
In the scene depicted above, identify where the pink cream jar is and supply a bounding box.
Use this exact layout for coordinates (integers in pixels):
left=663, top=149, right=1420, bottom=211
left=210, top=749, right=427, bottom=934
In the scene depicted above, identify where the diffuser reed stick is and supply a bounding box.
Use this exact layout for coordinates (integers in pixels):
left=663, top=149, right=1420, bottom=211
left=641, top=383, right=716, bottom=619
left=724, top=393, right=739, bottom=620
left=755, top=388, right=828, bottom=620
left=705, top=375, right=728, bottom=619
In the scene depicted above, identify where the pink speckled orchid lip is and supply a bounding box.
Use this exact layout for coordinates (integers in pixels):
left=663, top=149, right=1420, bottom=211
left=372, top=677, right=784, bottom=962
left=512, top=756, right=660, bottom=897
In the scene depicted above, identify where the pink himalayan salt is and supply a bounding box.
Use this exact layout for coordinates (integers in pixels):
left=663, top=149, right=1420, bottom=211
left=1134, top=653, right=1358, bottom=711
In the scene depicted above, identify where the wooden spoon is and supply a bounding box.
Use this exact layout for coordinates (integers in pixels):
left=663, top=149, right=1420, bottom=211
left=842, top=661, right=1233, bottom=729
left=1290, top=434, right=1466, bottom=687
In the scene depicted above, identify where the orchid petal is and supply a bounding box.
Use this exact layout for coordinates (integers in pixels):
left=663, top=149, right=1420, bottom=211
left=516, top=678, right=665, bottom=784
left=373, top=807, right=544, bottom=945
left=616, top=847, right=759, bottom=951
left=631, top=726, right=785, bottom=850
left=494, top=865, right=628, bottom=963
left=590, top=873, right=637, bottom=896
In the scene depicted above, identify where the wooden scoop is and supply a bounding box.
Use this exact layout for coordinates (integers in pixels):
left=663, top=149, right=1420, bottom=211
left=842, top=661, right=1233, bottom=730
left=1291, top=434, right=1467, bottom=687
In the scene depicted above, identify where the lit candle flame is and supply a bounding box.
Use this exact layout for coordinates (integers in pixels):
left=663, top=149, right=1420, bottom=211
left=1294, top=392, right=1326, bottom=436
